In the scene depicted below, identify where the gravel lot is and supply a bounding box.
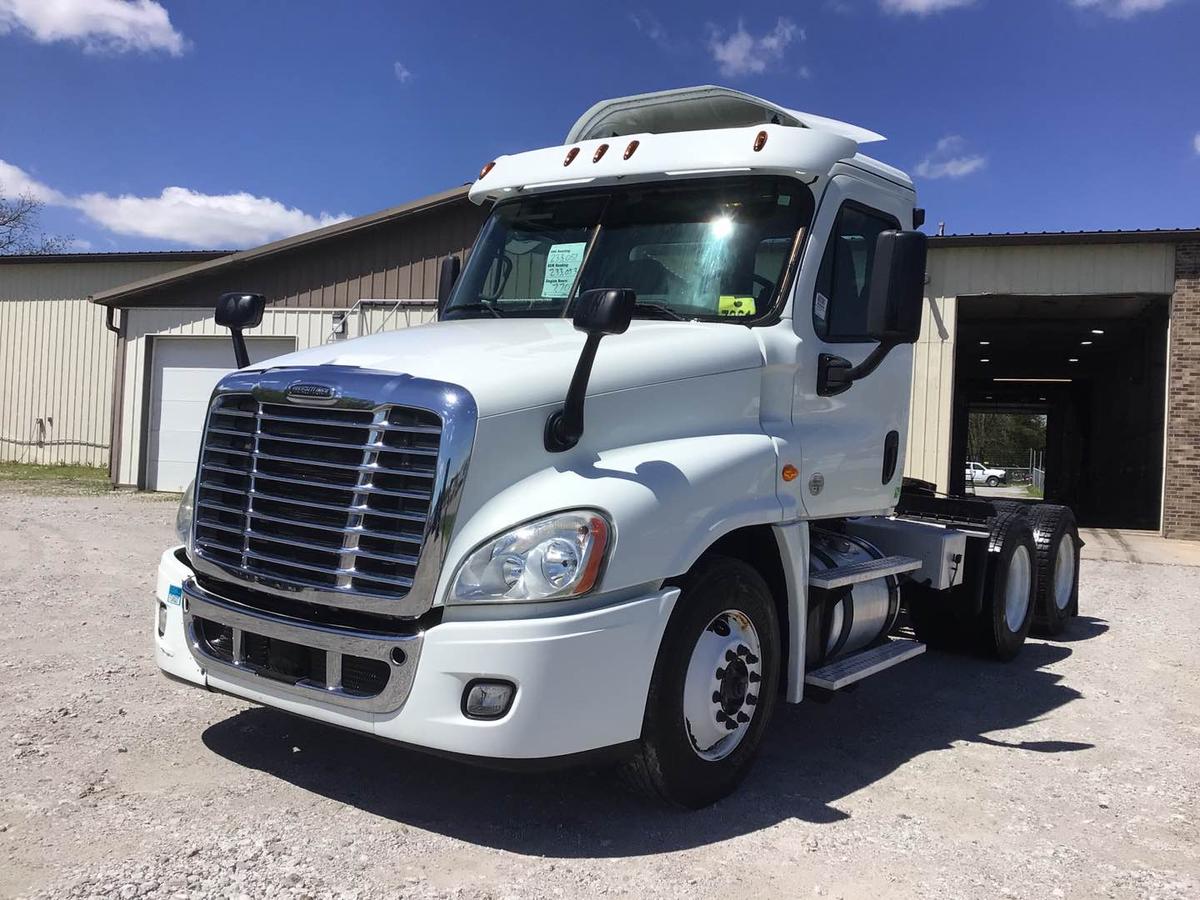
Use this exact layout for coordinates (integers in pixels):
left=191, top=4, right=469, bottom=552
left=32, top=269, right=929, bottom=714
left=2, top=484, right=1198, bottom=900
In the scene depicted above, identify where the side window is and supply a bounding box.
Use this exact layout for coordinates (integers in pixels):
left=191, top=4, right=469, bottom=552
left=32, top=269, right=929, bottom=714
left=813, top=204, right=899, bottom=341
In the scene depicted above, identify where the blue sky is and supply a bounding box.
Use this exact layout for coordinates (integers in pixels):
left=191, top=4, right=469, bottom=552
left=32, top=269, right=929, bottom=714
left=1, top=0, right=1197, bottom=251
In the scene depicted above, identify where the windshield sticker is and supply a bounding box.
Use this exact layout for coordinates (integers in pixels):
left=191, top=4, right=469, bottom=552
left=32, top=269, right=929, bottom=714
left=719, top=295, right=756, bottom=317
left=815, top=292, right=830, bottom=321
left=541, top=242, right=587, bottom=299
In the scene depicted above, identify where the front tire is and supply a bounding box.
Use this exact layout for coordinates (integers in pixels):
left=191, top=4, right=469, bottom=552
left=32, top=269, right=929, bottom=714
left=623, top=555, right=780, bottom=808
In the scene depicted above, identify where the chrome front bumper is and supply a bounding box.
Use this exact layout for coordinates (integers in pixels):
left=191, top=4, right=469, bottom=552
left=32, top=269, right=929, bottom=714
left=182, top=578, right=423, bottom=714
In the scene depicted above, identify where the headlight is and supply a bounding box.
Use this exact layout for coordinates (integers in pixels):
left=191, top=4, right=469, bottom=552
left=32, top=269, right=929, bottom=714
left=175, top=479, right=195, bottom=544
left=447, top=511, right=610, bottom=604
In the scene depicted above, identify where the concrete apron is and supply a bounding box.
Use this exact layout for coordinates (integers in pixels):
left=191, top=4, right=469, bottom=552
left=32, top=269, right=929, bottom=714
left=1080, top=528, right=1200, bottom=567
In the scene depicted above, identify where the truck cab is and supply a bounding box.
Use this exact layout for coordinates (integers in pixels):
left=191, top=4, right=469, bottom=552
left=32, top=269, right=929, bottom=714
left=154, top=86, right=1081, bottom=808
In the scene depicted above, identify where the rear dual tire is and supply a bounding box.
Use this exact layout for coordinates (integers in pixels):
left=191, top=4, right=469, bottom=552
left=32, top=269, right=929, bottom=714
left=1027, top=504, right=1080, bottom=636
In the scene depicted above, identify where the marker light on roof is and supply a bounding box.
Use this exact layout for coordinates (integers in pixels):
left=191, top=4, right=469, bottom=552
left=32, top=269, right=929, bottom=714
left=754, top=130, right=768, bottom=152
left=1091, top=329, right=1104, bottom=335
left=593, top=143, right=609, bottom=163
left=478, top=161, right=496, bottom=180
left=623, top=140, right=639, bottom=160
left=563, top=147, right=579, bottom=167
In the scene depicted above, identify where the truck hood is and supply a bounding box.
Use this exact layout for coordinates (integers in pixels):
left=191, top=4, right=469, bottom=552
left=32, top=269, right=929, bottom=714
left=254, top=317, right=766, bottom=417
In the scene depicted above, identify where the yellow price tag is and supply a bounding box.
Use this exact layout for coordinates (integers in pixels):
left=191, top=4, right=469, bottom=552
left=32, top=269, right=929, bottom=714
left=718, top=295, right=756, bottom=317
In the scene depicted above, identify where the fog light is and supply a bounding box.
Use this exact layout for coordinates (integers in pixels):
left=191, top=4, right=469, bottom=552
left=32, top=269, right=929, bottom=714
left=156, top=601, right=167, bottom=637
left=462, top=680, right=515, bottom=719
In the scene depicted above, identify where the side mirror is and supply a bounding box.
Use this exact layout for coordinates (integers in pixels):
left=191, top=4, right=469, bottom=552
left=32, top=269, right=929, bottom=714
left=545, top=289, right=637, bottom=452
left=437, top=255, right=461, bottom=318
left=572, top=287, right=636, bottom=336
left=864, top=230, right=926, bottom=344
left=215, top=292, right=266, bottom=369
left=817, top=231, right=926, bottom=397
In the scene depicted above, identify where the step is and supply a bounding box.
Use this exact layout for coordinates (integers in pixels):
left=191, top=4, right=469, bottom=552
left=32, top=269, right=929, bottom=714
left=804, top=639, right=926, bottom=691
left=808, top=555, right=922, bottom=590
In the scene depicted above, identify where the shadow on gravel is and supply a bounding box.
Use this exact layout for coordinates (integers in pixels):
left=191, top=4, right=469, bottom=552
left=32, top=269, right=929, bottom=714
left=1040, top=616, right=1108, bottom=643
left=202, top=639, right=1091, bottom=856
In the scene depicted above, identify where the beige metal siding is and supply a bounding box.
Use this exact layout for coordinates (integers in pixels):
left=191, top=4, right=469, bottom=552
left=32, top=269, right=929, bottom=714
left=905, top=242, right=1177, bottom=491
left=0, top=260, right=199, bottom=301
left=0, top=258, right=207, bottom=467
left=0, top=298, right=115, bottom=466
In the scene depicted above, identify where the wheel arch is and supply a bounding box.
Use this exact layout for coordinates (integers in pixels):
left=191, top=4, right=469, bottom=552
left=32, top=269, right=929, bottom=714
left=683, top=522, right=808, bottom=704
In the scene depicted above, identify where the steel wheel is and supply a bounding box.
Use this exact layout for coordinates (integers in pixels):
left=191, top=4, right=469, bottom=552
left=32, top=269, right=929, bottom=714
left=1004, top=544, right=1033, bottom=633
left=682, top=609, right=763, bottom=762
left=1053, top=533, right=1075, bottom=612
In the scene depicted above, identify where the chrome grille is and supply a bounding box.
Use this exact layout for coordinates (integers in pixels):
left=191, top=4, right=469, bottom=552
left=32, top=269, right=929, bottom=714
left=192, top=393, right=443, bottom=601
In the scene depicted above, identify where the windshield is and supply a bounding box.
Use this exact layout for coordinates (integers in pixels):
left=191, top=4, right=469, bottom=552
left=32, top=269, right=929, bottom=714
left=443, top=176, right=812, bottom=323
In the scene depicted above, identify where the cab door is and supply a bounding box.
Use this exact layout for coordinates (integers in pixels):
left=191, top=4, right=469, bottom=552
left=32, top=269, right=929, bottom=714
left=787, top=173, right=915, bottom=518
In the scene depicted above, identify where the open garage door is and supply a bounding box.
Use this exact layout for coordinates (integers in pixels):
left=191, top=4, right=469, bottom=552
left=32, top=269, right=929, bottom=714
left=146, top=336, right=295, bottom=492
left=950, top=294, right=1169, bottom=530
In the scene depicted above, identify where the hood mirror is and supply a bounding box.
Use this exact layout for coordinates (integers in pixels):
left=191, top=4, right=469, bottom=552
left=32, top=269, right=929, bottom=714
left=215, top=292, right=266, bottom=368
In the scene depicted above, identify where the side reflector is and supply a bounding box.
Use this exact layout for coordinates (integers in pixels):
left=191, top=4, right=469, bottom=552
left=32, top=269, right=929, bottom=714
left=754, top=130, right=768, bottom=152
left=623, top=139, right=639, bottom=160
left=593, top=143, right=609, bottom=163
left=782, top=464, right=799, bottom=482
left=478, top=160, right=495, bottom=180
left=564, top=147, right=580, bottom=166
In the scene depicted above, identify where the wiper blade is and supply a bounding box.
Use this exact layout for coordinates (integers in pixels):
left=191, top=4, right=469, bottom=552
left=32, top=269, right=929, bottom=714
left=443, top=302, right=503, bottom=319
left=631, top=301, right=686, bottom=321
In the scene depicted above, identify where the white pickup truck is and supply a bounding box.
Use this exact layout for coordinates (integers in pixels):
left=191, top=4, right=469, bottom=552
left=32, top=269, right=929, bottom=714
left=154, top=86, right=1081, bottom=808
left=966, top=461, right=1009, bottom=487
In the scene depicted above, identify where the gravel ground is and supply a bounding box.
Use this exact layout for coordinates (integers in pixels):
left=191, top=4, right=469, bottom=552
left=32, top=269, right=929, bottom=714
left=1, top=485, right=1198, bottom=900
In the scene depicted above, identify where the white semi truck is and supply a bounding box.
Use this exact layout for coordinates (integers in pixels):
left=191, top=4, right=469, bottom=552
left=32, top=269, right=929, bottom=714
left=155, top=86, right=1081, bottom=808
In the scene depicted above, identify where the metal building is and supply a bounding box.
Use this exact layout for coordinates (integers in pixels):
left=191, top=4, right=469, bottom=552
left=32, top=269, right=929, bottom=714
left=0, top=251, right=225, bottom=466
left=80, top=189, right=1200, bottom=542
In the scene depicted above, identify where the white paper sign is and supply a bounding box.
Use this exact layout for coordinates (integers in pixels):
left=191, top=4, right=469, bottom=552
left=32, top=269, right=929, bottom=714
left=541, top=242, right=587, bottom=299
left=815, top=292, right=830, bottom=320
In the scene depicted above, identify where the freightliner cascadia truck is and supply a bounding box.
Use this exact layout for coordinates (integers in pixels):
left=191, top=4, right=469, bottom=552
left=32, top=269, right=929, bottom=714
left=155, top=86, right=1081, bottom=808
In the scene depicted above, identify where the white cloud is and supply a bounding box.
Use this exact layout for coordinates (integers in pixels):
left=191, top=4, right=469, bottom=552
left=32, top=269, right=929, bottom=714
left=629, top=10, right=671, bottom=48
left=0, top=0, right=186, bottom=55
left=0, top=159, right=350, bottom=247
left=0, top=159, right=68, bottom=204
left=76, top=187, right=349, bottom=246
left=1068, top=0, right=1175, bottom=16
left=393, top=61, right=412, bottom=83
left=707, top=18, right=801, bottom=77
left=880, top=0, right=976, bottom=14
left=914, top=135, right=987, bottom=179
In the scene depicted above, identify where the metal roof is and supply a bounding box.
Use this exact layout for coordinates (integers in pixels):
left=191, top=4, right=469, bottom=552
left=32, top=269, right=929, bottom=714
left=0, top=250, right=229, bottom=265
left=91, top=185, right=469, bottom=307
left=929, top=228, right=1200, bottom=248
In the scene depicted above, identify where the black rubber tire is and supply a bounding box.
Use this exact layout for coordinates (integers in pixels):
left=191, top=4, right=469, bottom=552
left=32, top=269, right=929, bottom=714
left=986, top=476, right=1000, bottom=487
left=1027, top=504, right=1080, bottom=636
left=621, top=555, right=780, bottom=809
left=977, top=512, right=1037, bottom=661
left=990, top=500, right=1030, bottom=517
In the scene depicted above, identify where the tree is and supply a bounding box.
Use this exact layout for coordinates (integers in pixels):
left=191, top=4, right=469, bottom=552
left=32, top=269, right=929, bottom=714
left=0, top=188, right=72, bottom=255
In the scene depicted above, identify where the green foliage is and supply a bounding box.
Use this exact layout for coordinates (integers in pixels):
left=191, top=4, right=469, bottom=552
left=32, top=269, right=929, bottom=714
left=968, top=412, right=1046, bottom=463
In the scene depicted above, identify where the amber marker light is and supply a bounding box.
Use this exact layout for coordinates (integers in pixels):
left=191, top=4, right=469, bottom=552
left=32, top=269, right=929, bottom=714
left=623, top=139, right=640, bottom=160
left=593, top=143, right=609, bottom=163
left=478, top=161, right=496, bottom=179
left=782, top=464, right=799, bottom=482
left=563, top=147, right=580, bottom=166
left=754, top=130, right=768, bottom=152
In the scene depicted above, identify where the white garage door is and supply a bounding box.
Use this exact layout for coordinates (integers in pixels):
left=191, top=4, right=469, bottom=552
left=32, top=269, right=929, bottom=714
left=146, top=336, right=295, bottom=492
